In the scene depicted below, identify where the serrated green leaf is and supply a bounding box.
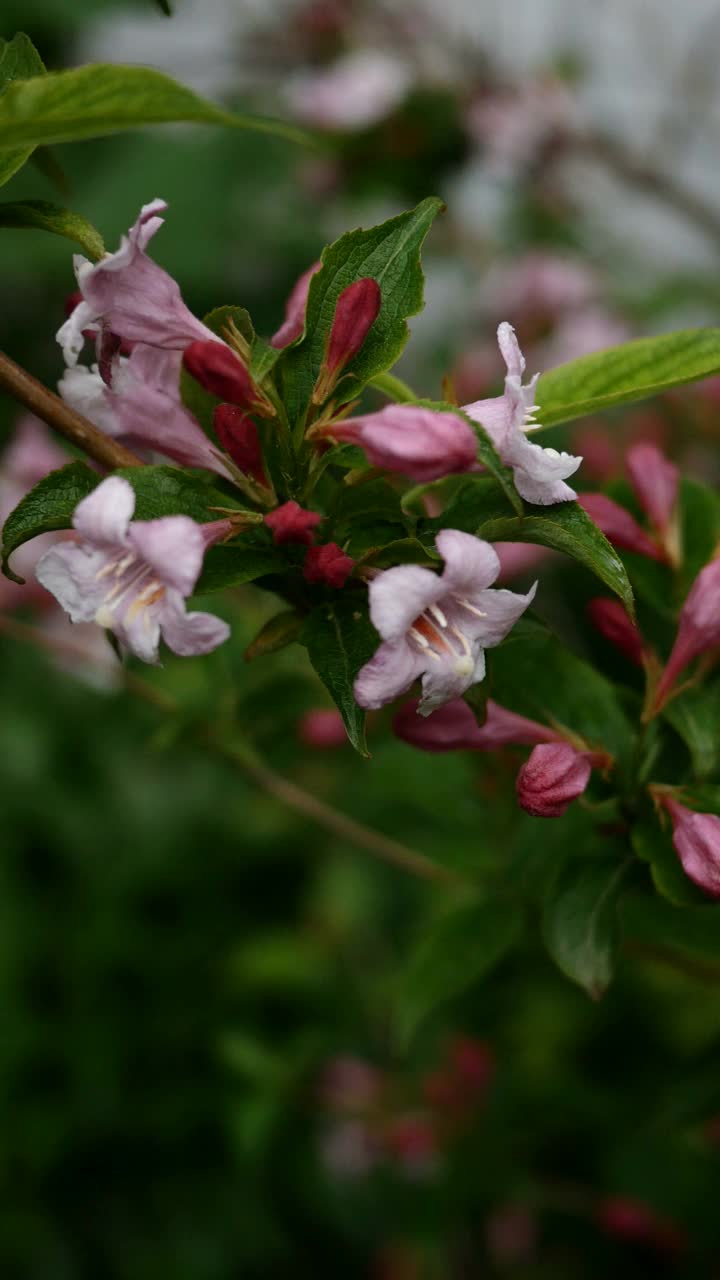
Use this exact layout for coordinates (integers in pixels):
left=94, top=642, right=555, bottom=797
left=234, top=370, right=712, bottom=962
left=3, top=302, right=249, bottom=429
left=536, top=329, right=720, bottom=428
left=301, top=595, right=379, bottom=756
left=397, top=898, right=522, bottom=1044
left=117, top=465, right=239, bottom=522
left=0, top=62, right=310, bottom=156
left=0, top=200, right=104, bottom=259
left=244, top=610, right=303, bottom=661
left=196, top=544, right=290, bottom=594
left=422, top=476, right=635, bottom=616
left=278, top=197, right=444, bottom=421
left=1, top=461, right=95, bottom=582
left=542, top=858, right=629, bottom=998
left=0, top=32, right=46, bottom=187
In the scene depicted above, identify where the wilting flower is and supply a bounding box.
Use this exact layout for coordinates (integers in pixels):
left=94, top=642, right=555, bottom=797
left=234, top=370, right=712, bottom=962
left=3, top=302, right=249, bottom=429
left=265, top=500, right=323, bottom=546
left=463, top=323, right=581, bottom=505
left=516, top=741, right=593, bottom=817
left=57, top=199, right=214, bottom=366
left=271, top=260, right=321, bottom=349
left=59, top=347, right=234, bottom=481
left=35, top=476, right=230, bottom=663
left=393, top=697, right=560, bottom=752
left=355, top=530, right=536, bottom=715
left=323, top=404, right=478, bottom=483
left=652, top=558, right=720, bottom=711
left=658, top=794, right=720, bottom=899
left=304, top=542, right=355, bottom=587
left=578, top=493, right=664, bottom=560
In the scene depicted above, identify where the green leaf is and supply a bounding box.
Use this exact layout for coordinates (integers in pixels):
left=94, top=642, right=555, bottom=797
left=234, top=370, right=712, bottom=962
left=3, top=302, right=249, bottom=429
left=422, top=476, right=635, bottom=616
left=662, top=678, right=720, bottom=778
left=489, top=618, right=634, bottom=763
left=117, top=465, right=240, bottom=522
left=416, top=399, right=522, bottom=516
left=1, top=461, right=96, bottom=582
left=369, top=370, right=418, bottom=403
left=328, top=477, right=408, bottom=556
left=632, top=815, right=707, bottom=907
left=0, top=200, right=104, bottom=259
left=30, top=145, right=69, bottom=195
left=621, top=892, right=720, bottom=975
left=397, top=898, right=522, bottom=1044
left=155, top=0, right=172, bottom=12
left=301, top=595, right=380, bottom=756
left=244, top=610, right=304, bottom=661
left=536, top=329, right=720, bottom=428
left=196, top=544, right=290, bottom=594
left=0, top=62, right=311, bottom=156
left=0, top=32, right=46, bottom=187
left=542, top=858, right=629, bottom=998
left=278, top=197, right=444, bottom=420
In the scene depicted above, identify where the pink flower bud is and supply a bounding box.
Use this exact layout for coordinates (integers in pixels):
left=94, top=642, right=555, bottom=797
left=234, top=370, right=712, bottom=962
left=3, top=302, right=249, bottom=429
left=587, top=597, right=645, bottom=666
left=264, top=500, right=323, bottom=546
left=626, top=442, right=678, bottom=535
left=213, top=404, right=267, bottom=486
left=324, top=277, right=381, bottom=379
left=383, top=1113, right=437, bottom=1175
left=660, top=795, right=720, bottom=899
left=298, top=708, right=348, bottom=748
left=183, top=340, right=271, bottom=415
left=271, top=260, right=321, bottom=349
left=303, top=542, right=355, bottom=588
left=327, top=405, right=478, bottom=483
left=516, top=742, right=592, bottom=817
left=653, top=558, right=720, bottom=709
left=596, top=1197, right=686, bottom=1254
left=319, top=1056, right=385, bottom=1111
left=578, top=493, right=664, bottom=561
left=393, top=697, right=559, bottom=753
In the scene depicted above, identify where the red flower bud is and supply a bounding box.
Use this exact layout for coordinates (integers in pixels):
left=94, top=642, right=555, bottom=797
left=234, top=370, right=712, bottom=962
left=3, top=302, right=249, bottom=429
left=264, top=500, right=323, bottom=546
left=298, top=708, right=348, bottom=748
left=303, top=542, right=355, bottom=588
left=213, top=404, right=268, bottom=487
left=653, top=558, right=720, bottom=710
left=516, top=742, right=592, bottom=817
left=596, top=1196, right=686, bottom=1254
left=184, top=340, right=271, bottom=415
left=626, top=442, right=679, bottom=535
left=660, top=795, right=720, bottom=899
left=578, top=493, right=664, bottom=561
left=271, top=260, right=321, bottom=349
left=393, top=697, right=559, bottom=753
left=587, top=597, right=645, bottom=667
left=313, top=278, right=382, bottom=402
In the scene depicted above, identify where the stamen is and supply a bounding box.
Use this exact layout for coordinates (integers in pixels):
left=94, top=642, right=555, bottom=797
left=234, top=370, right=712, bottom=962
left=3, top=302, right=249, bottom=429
left=408, top=625, right=443, bottom=662
left=449, top=625, right=472, bottom=657
left=428, top=604, right=448, bottom=627
left=456, top=597, right=487, bottom=619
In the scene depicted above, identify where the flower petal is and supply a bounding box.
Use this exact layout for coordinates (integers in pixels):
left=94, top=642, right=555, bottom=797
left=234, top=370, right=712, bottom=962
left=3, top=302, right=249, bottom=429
left=417, top=648, right=481, bottom=716
left=128, top=515, right=206, bottom=596
left=436, top=529, right=500, bottom=597
left=354, top=639, right=425, bottom=709
left=72, top=475, right=135, bottom=545
left=497, top=321, right=525, bottom=379
left=471, top=581, right=537, bottom=648
left=59, top=365, right=124, bottom=437
left=368, top=563, right=442, bottom=642
left=159, top=591, right=231, bottom=656
left=461, top=394, right=511, bottom=447
left=116, top=601, right=163, bottom=665
left=35, top=541, right=109, bottom=622
left=504, top=432, right=581, bottom=505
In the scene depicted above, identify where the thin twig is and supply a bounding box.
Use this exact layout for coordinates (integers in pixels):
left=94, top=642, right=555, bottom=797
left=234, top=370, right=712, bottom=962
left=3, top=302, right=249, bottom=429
left=0, top=349, right=143, bottom=470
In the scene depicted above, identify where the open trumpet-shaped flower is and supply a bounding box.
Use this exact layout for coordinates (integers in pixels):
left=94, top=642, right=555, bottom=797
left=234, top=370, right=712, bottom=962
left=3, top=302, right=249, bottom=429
left=354, top=530, right=536, bottom=715
left=56, top=199, right=215, bottom=367
left=35, top=476, right=231, bottom=664
left=463, top=323, right=581, bottom=505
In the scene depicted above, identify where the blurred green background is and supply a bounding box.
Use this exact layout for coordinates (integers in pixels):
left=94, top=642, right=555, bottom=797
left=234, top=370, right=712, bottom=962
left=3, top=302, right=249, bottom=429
left=3, top=2, right=720, bottom=1276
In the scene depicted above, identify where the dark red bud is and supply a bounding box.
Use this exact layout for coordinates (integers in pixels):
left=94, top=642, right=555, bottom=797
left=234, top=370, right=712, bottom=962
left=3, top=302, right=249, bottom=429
left=578, top=493, right=664, bottom=561
left=264, top=500, right=323, bottom=547
left=326, top=277, right=381, bottom=374
left=213, top=404, right=267, bottom=486
left=184, top=340, right=259, bottom=410
left=596, top=1197, right=686, bottom=1253
left=587, top=597, right=645, bottom=666
left=516, top=742, right=592, bottom=817
left=303, top=542, right=355, bottom=588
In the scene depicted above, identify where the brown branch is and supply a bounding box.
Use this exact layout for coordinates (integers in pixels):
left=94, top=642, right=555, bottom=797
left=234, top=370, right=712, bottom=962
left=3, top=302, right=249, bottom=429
left=0, top=349, right=143, bottom=470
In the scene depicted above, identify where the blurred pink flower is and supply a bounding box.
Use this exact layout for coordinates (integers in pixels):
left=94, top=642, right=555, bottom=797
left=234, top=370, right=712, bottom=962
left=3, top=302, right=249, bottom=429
left=298, top=708, right=347, bottom=748
left=285, top=49, right=412, bottom=131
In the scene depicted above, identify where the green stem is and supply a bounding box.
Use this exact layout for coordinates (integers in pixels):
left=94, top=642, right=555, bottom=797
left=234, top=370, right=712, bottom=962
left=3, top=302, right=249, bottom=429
left=369, top=371, right=419, bottom=404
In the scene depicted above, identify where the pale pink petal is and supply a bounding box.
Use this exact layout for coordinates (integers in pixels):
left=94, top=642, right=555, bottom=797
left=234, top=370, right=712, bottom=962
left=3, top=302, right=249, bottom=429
left=271, top=261, right=321, bottom=348
left=128, top=515, right=205, bottom=596
left=35, top=541, right=109, bottom=622
left=354, top=639, right=424, bottom=710
left=72, top=475, right=135, bottom=545
left=497, top=321, right=525, bottom=380
left=59, top=365, right=124, bottom=437
left=504, top=433, right=581, bottom=505
left=159, top=591, right=231, bottom=656
left=418, top=653, right=481, bottom=716
left=368, top=563, right=442, bottom=642
left=462, top=394, right=512, bottom=447
left=471, top=582, right=537, bottom=649
left=436, top=529, right=500, bottom=597
left=117, top=601, right=163, bottom=665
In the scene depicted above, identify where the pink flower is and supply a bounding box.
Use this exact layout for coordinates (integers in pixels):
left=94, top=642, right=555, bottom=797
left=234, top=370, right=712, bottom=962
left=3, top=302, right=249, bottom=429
left=213, top=405, right=268, bottom=487
left=653, top=559, right=720, bottom=710
left=313, top=277, right=382, bottom=402
left=326, top=404, right=478, bottom=483
left=56, top=199, right=214, bottom=366
left=626, top=441, right=679, bottom=535
left=660, top=795, right=720, bottom=898
left=494, top=542, right=553, bottom=583
left=35, top=476, right=230, bottom=663
left=303, top=542, right=355, bottom=587
left=355, top=530, right=536, bottom=715
left=271, top=261, right=321, bottom=349
left=393, top=697, right=559, bottom=752
left=0, top=416, right=68, bottom=608
left=59, top=347, right=234, bottom=481
left=488, top=253, right=598, bottom=318
left=285, top=49, right=412, bottom=131
left=463, top=323, right=581, bottom=505
left=264, top=500, right=322, bottom=546
left=298, top=708, right=348, bottom=748
left=587, top=598, right=645, bottom=667
left=578, top=493, right=664, bottom=560
left=516, top=742, right=593, bottom=817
